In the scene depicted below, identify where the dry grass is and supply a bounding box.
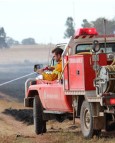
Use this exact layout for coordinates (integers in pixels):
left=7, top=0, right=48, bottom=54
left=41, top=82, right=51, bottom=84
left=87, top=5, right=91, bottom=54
left=0, top=135, right=34, bottom=143
left=0, top=135, right=14, bottom=143
left=46, top=132, right=115, bottom=143
left=0, top=131, right=115, bottom=143
left=0, top=104, right=115, bottom=143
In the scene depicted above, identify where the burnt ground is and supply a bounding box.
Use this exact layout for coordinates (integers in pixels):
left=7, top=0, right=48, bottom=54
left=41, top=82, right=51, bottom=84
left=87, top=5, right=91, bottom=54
left=0, top=63, right=38, bottom=101
left=2, top=108, right=33, bottom=125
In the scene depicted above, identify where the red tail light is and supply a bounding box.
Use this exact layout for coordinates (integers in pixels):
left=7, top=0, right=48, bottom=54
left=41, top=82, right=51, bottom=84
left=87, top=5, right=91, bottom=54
left=104, top=98, right=115, bottom=105
left=110, top=99, right=115, bottom=105
left=74, top=28, right=98, bottom=38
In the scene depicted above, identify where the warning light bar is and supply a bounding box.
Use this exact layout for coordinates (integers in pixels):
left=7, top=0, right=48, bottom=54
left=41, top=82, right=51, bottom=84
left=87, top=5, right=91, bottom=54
left=74, top=28, right=98, bottom=38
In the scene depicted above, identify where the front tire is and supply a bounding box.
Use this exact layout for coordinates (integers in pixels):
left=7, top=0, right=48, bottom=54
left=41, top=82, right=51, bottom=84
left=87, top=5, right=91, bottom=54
left=33, top=95, right=46, bottom=135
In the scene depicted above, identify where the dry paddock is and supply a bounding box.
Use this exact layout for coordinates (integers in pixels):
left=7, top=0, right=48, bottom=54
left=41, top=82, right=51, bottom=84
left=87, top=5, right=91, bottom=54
left=0, top=44, right=54, bottom=64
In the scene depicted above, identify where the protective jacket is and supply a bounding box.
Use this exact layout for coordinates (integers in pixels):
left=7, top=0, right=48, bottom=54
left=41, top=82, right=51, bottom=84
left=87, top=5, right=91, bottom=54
left=42, top=59, right=62, bottom=81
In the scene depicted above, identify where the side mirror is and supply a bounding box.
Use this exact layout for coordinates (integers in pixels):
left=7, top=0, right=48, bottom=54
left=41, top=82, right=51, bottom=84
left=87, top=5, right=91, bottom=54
left=34, top=64, right=43, bottom=72
left=92, top=40, right=100, bottom=53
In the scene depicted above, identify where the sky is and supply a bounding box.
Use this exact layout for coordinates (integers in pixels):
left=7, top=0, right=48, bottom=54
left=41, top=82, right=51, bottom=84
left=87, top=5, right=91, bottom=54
left=0, top=0, right=115, bottom=44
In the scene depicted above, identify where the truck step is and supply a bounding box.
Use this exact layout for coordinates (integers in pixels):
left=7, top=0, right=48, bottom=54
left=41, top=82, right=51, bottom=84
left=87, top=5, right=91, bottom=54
left=43, top=110, right=65, bottom=114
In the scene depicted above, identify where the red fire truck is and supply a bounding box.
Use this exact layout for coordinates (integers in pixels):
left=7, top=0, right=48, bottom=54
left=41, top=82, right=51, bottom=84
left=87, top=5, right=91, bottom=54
left=24, top=28, right=115, bottom=138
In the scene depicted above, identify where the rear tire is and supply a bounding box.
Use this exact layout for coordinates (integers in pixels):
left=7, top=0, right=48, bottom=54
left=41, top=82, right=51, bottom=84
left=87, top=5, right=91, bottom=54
left=33, top=95, right=46, bottom=135
left=80, top=101, right=94, bottom=138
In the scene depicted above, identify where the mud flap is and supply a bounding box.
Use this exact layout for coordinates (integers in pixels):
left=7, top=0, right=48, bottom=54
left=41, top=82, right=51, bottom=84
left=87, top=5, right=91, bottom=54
left=93, top=116, right=105, bottom=130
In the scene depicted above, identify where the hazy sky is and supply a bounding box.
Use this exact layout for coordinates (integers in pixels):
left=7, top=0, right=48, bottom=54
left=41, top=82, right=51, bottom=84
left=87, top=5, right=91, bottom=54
left=0, top=0, right=115, bottom=44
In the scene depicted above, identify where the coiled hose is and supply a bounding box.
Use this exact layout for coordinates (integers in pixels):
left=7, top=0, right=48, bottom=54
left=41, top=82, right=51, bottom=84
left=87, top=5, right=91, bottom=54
left=104, top=65, right=115, bottom=93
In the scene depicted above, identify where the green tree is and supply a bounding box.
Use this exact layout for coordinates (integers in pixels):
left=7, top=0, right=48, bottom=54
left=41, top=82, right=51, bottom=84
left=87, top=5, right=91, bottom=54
left=0, top=27, right=7, bottom=48
left=64, top=17, right=75, bottom=38
left=81, top=19, right=93, bottom=28
left=22, top=38, right=36, bottom=45
left=6, top=37, right=20, bottom=47
left=81, top=17, right=115, bottom=35
left=92, top=18, right=107, bottom=34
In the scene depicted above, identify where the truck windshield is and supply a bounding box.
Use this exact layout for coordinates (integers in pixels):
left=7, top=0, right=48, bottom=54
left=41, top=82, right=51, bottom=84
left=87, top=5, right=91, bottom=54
left=75, top=43, right=115, bottom=54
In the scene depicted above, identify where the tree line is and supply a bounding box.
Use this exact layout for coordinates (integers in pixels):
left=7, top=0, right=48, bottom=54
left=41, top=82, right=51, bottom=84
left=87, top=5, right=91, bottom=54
left=64, top=17, right=115, bottom=37
left=1, top=16, right=115, bottom=48
left=0, top=27, right=36, bottom=48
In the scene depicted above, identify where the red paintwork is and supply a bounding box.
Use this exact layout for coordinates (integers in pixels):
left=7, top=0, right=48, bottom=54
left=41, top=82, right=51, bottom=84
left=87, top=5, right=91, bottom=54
left=64, top=54, right=107, bottom=91
left=28, top=80, right=73, bottom=112
left=27, top=54, right=107, bottom=112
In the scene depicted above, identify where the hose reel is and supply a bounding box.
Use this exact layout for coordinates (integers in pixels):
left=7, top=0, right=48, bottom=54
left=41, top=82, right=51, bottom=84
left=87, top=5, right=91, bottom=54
left=95, top=65, right=115, bottom=95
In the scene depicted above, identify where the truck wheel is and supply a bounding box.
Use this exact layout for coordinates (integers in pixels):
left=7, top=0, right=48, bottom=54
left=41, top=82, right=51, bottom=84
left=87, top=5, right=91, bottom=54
left=80, top=101, right=94, bottom=138
left=33, top=95, right=46, bottom=135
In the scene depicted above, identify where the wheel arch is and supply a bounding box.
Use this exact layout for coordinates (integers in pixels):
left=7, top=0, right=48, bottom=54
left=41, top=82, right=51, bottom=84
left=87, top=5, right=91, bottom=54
left=74, top=95, right=85, bottom=117
left=25, top=90, right=39, bottom=107
left=28, top=90, right=39, bottom=97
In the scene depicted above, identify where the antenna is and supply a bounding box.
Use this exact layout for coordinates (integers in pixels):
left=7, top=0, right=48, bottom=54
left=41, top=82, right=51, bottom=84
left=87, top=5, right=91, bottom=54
left=72, top=1, right=75, bottom=27
left=103, top=18, right=107, bottom=53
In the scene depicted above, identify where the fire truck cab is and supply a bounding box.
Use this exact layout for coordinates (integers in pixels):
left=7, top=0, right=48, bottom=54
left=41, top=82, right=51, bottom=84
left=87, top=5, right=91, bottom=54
left=24, top=28, right=115, bottom=138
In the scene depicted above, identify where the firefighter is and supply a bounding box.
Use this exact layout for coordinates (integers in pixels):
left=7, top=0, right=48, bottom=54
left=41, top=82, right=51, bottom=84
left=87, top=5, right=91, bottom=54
left=36, top=47, right=63, bottom=81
